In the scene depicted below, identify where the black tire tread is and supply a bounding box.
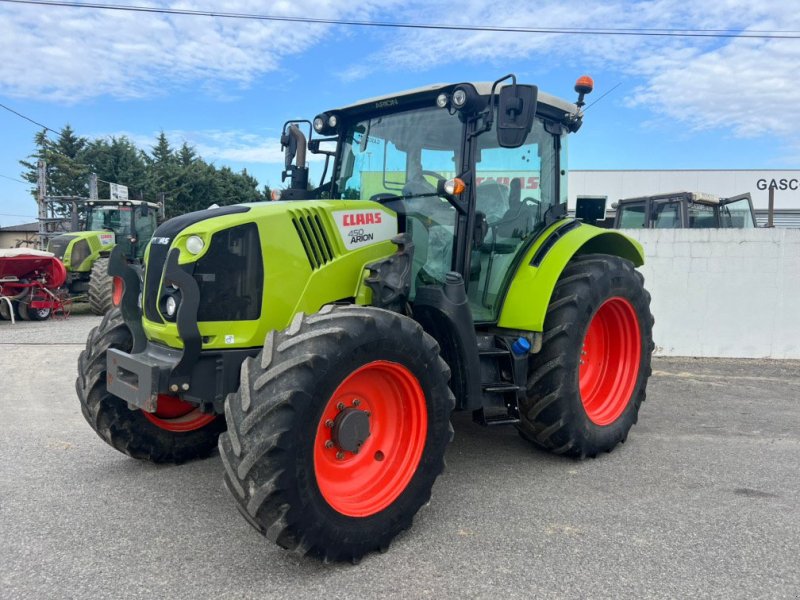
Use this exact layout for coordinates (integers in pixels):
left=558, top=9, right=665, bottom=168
left=519, top=254, right=654, bottom=459
left=75, top=308, right=224, bottom=463
left=88, top=257, right=113, bottom=316
left=219, top=305, right=454, bottom=562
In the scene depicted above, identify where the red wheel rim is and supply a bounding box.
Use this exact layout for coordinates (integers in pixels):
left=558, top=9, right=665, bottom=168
left=112, top=276, right=124, bottom=307
left=313, top=360, right=428, bottom=518
left=142, top=394, right=217, bottom=432
left=579, top=297, right=641, bottom=426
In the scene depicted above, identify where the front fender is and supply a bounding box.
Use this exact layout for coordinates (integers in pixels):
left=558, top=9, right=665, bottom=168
left=497, top=221, right=644, bottom=332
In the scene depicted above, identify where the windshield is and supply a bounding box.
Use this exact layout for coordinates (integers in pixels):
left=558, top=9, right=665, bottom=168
left=88, top=206, right=132, bottom=235
left=336, top=107, right=463, bottom=202
left=336, top=107, right=463, bottom=287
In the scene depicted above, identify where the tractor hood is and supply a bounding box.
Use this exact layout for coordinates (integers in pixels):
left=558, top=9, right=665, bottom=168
left=139, top=200, right=399, bottom=351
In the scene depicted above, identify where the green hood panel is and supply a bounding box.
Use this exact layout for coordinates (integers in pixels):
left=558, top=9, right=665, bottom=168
left=48, top=231, right=116, bottom=272
left=142, top=201, right=398, bottom=350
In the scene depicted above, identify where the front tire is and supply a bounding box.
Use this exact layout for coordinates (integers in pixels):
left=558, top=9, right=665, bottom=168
left=518, top=254, right=654, bottom=458
left=88, top=257, right=113, bottom=315
left=219, top=305, right=454, bottom=562
left=76, top=308, right=225, bottom=463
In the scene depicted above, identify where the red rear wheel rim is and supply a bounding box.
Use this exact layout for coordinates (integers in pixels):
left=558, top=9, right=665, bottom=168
left=142, top=394, right=217, bottom=432
left=314, top=360, right=428, bottom=518
left=579, top=297, right=641, bottom=426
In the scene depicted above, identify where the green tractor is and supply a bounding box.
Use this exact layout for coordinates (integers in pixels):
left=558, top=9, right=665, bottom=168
left=48, top=199, right=159, bottom=314
left=77, top=75, right=654, bottom=562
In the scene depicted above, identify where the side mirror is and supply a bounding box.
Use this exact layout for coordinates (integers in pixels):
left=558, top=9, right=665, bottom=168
left=497, top=84, right=537, bottom=148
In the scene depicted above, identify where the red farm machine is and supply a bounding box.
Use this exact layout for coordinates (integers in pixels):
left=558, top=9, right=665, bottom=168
left=0, top=249, right=71, bottom=322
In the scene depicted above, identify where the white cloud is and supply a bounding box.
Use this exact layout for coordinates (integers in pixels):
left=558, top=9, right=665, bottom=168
left=343, top=0, right=800, bottom=149
left=3, top=0, right=799, bottom=155
left=0, top=0, right=401, bottom=102
left=94, top=128, right=323, bottom=165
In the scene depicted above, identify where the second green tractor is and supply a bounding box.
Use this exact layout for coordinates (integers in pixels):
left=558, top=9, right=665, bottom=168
left=48, top=199, right=159, bottom=314
left=77, top=74, right=654, bottom=562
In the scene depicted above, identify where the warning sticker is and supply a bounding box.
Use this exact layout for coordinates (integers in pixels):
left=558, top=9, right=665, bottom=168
left=332, top=210, right=397, bottom=251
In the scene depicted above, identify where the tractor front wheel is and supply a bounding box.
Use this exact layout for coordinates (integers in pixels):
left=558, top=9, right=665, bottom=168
left=518, top=254, right=654, bottom=458
left=76, top=308, right=225, bottom=463
left=219, top=305, right=454, bottom=562
left=88, top=257, right=113, bottom=315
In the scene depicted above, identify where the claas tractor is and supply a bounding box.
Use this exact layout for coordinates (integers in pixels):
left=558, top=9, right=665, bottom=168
left=48, top=199, right=159, bottom=314
left=76, top=74, right=654, bottom=562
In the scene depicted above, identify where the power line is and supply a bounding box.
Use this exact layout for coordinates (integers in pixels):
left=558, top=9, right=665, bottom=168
left=0, top=101, right=58, bottom=134
left=0, top=174, right=29, bottom=184
left=2, top=0, right=799, bottom=40
left=0, top=212, right=38, bottom=218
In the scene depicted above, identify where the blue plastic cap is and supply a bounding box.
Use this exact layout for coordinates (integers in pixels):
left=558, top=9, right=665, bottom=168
left=511, top=337, right=531, bottom=355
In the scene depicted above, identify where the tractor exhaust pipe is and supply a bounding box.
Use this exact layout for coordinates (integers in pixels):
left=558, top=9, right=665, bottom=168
left=280, top=124, right=310, bottom=200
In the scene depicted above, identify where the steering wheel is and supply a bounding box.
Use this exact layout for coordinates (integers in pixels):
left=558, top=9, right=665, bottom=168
left=422, top=170, right=447, bottom=185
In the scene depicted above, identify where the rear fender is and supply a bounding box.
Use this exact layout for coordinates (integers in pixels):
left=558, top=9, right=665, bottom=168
left=497, top=221, right=644, bottom=332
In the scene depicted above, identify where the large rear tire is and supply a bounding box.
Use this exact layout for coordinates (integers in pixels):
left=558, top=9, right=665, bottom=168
left=88, top=257, right=113, bottom=315
left=219, top=305, right=455, bottom=562
left=518, top=254, right=654, bottom=458
left=76, top=308, right=225, bottom=463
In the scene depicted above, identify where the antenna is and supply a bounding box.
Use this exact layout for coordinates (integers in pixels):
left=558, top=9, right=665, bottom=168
left=583, top=82, right=622, bottom=113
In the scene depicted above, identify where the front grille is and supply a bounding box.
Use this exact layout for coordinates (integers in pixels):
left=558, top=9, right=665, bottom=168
left=144, top=241, right=170, bottom=323
left=48, top=236, right=70, bottom=260
left=71, top=239, right=91, bottom=269
left=192, top=223, right=263, bottom=322
left=290, top=209, right=336, bottom=269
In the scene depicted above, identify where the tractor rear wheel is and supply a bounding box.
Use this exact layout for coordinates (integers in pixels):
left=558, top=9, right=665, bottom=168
left=76, top=308, right=225, bottom=463
left=518, top=254, right=654, bottom=458
left=219, top=305, right=454, bottom=562
left=88, top=257, right=113, bottom=315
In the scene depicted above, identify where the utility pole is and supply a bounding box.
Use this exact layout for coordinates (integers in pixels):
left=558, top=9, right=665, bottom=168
left=37, top=160, right=48, bottom=250
left=89, top=173, right=98, bottom=200
left=767, top=186, right=775, bottom=228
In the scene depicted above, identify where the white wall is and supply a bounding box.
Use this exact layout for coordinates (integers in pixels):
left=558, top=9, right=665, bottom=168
left=622, top=228, right=800, bottom=359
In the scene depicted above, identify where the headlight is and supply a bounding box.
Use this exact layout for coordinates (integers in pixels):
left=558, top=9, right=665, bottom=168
left=186, top=235, right=204, bottom=255
left=452, top=89, right=467, bottom=108
left=436, top=93, right=449, bottom=108
left=327, top=114, right=338, bottom=128
left=313, top=116, right=325, bottom=132
left=165, top=295, right=178, bottom=318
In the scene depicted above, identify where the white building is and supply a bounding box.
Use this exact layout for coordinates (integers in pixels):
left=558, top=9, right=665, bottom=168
left=568, top=169, right=800, bottom=226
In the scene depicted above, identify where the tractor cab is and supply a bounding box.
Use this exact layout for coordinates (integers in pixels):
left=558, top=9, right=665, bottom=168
left=85, top=199, right=160, bottom=260
left=280, top=76, right=582, bottom=322
left=613, top=191, right=757, bottom=229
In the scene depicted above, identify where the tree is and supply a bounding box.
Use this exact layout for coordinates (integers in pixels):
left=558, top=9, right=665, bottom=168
left=20, top=126, right=271, bottom=220
left=20, top=126, right=90, bottom=215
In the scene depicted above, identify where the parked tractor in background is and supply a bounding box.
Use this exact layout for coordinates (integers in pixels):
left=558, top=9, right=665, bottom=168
left=610, top=191, right=757, bottom=229
left=76, top=74, right=655, bottom=562
left=48, top=199, right=159, bottom=314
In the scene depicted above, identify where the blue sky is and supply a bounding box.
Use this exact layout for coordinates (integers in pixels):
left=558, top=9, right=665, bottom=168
left=1, top=0, right=799, bottom=226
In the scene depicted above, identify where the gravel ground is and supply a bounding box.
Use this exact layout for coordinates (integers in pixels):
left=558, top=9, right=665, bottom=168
left=1, top=313, right=798, bottom=599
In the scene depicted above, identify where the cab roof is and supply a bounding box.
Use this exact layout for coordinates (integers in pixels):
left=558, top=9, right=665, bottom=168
left=333, top=82, right=578, bottom=117
left=88, top=199, right=160, bottom=209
